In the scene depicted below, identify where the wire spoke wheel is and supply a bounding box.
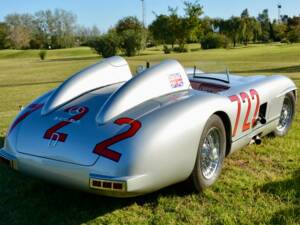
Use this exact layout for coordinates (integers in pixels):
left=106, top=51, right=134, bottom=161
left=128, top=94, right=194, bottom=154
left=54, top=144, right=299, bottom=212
left=200, top=127, right=221, bottom=180
left=191, top=114, right=226, bottom=192
left=273, top=92, right=295, bottom=137
left=277, top=96, right=293, bottom=132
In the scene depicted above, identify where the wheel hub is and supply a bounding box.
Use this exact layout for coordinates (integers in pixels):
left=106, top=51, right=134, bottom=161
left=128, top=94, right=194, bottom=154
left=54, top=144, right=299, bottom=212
left=201, top=127, right=220, bottom=180
left=277, top=97, right=292, bottom=132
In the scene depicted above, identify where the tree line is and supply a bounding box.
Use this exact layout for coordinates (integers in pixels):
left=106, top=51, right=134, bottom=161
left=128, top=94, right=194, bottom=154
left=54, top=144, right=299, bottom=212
left=0, top=2, right=299, bottom=57
left=149, top=2, right=300, bottom=51
left=0, top=9, right=100, bottom=49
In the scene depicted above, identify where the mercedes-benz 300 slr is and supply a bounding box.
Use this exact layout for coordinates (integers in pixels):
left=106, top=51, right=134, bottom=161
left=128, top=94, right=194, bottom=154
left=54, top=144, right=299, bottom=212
left=0, top=56, right=296, bottom=197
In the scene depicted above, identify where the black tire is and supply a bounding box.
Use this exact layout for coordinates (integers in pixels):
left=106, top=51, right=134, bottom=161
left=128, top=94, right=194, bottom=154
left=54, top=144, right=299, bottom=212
left=273, top=92, right=295, bottom=137
left=191, top=114, right=226, bottom=192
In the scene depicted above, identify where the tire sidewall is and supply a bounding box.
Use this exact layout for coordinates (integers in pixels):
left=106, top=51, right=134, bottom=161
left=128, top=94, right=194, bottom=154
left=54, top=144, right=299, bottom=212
left=274, top=92, right=295, bottom=137
left=192, top=114, right=226, bottom=191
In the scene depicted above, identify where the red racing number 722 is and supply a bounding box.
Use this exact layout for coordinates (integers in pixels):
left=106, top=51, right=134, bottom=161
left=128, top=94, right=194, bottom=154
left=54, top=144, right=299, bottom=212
left=229, top=89, right=260, bottom=137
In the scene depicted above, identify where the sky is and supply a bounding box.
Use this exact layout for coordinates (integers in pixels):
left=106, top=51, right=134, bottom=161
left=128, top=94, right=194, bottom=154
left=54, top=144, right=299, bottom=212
left=0, top=0, right=299, bottom=31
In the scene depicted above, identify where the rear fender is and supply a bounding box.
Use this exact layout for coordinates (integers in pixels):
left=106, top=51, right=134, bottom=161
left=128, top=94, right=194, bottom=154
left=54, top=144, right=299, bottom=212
left=96, top=93, right=233, bottom=191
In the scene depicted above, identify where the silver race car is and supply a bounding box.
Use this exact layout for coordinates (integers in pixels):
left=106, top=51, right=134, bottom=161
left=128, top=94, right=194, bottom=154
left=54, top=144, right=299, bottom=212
left=0, top=56, right=296, bottom=197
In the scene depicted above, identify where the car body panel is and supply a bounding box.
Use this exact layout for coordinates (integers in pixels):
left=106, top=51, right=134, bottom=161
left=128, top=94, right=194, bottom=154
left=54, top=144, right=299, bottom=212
left=1, top=56, right=297, bottom=197
left=42, top=56, right=132, bottom=115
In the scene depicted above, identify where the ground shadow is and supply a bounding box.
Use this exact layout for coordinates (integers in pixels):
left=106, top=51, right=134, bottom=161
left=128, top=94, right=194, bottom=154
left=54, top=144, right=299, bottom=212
left=134, top=52, right=157, bottom=57
left=260, top=169, right=300, bottom=225
left=0, top=80, right=64, bottom=88
left=0, top=143, right=196, bottom=225
left=48, top=56, right=101, bottom=62
left=190, top=48, right=201, bottom=52
left=232, top=65, right=300, bottom=75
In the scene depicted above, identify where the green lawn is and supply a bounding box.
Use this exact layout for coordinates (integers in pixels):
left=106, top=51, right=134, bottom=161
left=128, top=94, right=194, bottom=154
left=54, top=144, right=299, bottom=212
left=0, top=44, right=299, bottom=225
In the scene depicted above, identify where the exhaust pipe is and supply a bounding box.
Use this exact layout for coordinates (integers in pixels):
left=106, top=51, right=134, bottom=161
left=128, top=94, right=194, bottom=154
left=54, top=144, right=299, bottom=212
left=250, top=135, right=262, bottom=145
left=255, top=136, right=262, bottom=145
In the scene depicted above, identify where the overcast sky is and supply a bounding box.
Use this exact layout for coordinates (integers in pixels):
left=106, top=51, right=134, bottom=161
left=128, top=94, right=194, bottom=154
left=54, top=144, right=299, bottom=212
left=0, top=0, right=299, bottom=31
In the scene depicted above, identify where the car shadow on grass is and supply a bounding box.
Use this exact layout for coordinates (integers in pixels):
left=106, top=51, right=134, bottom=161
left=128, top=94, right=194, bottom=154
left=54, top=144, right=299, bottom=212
left=0, top=134, right=196, bottom=225
left=0, top=171, right=195, bottom=225
left=260, top=169, right=300, bottom=225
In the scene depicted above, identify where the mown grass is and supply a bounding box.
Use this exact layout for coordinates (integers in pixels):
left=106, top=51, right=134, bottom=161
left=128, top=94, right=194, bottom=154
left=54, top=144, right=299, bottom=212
left=0, top=43, right=299, bottom=225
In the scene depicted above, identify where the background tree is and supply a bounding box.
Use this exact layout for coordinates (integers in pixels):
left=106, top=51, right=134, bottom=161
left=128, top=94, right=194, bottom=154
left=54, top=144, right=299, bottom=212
left=76, top=25, right=101, bottom=46
left=166, top=7, right=181, bottom=48
left=34, top=10, right=55, bottom=48
left=8, top=25, right=31, bottom=49
left=5, top=13, right=35, bottom=49
left=271, top=21, right=286, bottom=41
left=120, top=29, right=144, bottom=56
left=116, top=16, right=143, bottom=33
left=196, top=16, right=214, bottom=41
left=287, top=16, right=300, bottom=43
left=200, top=32, right=229, bottom=49
left=0, top=23, right=9, bottom=49
left=257, top=9, right=271, bottom=42
left=53, top=9, right=77, bottom=48
left=183, top=0, right=203, bottom=42
left=222, top=17, right=242, bottom=47
left=149, top=15, right=173, bottom=45
left=149, top=1, right=203, bottom=49
left=0, top=4, right=300, bottom=51
left=251, top=17, right=262, bottom=43
left=240, top=9, right=258, bottom=45
left=149, top=8, right=181, bottom=48
left=91, top=29, right=119, bottom=58
left=34, top=9, right=77, bottom=49
left=116, top=16, right=146, bottom=56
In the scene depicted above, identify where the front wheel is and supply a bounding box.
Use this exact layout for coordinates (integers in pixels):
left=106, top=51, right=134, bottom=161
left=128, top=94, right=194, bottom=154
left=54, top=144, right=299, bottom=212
left=191, top=114, right=226, bottom=192
left=273, top=92, right=295, bottom=137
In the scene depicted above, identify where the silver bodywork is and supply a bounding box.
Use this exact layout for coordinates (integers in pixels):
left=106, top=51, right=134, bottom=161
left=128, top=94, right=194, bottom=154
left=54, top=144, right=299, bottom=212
left=0, top=56, right=297, bottom=197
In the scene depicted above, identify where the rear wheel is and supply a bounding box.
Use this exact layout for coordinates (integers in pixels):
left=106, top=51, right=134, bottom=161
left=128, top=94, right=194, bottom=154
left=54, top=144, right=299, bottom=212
left=273, top=92, right=295, bottom=137
left=191, top=114, right=226, bottom=192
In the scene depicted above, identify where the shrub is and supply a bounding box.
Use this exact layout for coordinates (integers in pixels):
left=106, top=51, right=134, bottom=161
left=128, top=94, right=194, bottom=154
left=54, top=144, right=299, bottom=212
left=120, top=30, right=143, bottom=57
left=30, top=39, right=43, bottom=49
left=39, top=50, right=47, bottom=60
left=173, top=46, right=188, bottom=52
left=163, top=45, right=171, bottom=54
left=287, top=28, right=300, bottom=43
left=200, top=33, right=230, bottom=49
left=92, top=32, right=119, bottom=58
left=280, top=38, right=290, bottom=44
left=115, top=16, right=146, bottom=57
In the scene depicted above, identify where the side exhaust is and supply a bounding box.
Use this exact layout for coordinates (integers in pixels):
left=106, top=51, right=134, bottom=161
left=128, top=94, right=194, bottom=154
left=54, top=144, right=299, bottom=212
left=250, top=135, right=262, bottom=145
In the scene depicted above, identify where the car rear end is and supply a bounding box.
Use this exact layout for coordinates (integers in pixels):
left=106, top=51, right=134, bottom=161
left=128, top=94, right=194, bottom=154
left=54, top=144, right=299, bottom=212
left=1, top=56, right=209, bottom=197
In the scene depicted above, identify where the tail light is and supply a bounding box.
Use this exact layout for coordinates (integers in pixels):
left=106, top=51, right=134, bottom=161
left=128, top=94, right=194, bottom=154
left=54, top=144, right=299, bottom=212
left=89, top=178, right=126, bottom=192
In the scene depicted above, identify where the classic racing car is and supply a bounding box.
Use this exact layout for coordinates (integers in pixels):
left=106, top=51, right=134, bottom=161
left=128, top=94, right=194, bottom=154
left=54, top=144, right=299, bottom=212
left=0, top=56, right=296, bottom=197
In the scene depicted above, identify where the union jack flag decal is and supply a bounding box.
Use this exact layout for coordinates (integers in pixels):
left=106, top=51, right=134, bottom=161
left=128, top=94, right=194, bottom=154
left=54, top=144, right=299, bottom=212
left=169, top=73, right=184, bottom=88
